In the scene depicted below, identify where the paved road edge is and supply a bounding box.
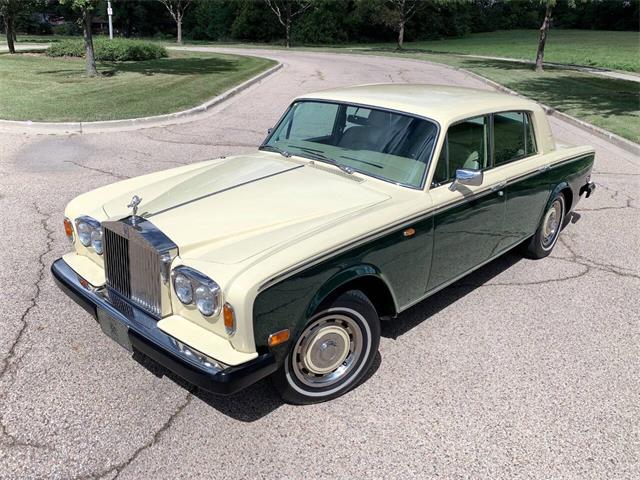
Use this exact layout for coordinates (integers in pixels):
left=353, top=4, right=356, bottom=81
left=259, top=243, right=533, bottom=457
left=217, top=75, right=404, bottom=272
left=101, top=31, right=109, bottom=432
left=0, top=62, right=282, bottom=135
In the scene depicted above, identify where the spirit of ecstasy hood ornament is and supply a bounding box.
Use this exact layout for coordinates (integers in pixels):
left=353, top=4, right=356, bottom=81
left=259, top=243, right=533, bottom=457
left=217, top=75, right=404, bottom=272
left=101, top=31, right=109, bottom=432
left=127, top=195, right=142, bottom=225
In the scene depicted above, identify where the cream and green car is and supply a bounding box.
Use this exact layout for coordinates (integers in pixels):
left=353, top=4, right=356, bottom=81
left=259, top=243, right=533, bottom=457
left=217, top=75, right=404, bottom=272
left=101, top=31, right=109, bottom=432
left=52, top=85, right=596, bottom=404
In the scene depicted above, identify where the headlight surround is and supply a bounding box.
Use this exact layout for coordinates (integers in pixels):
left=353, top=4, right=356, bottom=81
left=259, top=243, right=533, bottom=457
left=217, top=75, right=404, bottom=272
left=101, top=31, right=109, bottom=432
left=75, top=216, right=102, bottom=253
left=172, top=266, right=222, bottom=317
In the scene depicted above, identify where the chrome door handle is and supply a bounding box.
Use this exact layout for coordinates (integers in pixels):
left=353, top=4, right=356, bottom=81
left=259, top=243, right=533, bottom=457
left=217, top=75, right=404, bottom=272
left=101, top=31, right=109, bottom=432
left=538, top=165, right=550, bottom=173
left=491, top=182, right=506, bottom=192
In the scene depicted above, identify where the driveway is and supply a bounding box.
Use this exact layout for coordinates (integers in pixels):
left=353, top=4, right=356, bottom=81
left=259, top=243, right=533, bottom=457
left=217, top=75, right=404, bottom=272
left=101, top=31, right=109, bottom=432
left=1, top=48, right=638, bottom=479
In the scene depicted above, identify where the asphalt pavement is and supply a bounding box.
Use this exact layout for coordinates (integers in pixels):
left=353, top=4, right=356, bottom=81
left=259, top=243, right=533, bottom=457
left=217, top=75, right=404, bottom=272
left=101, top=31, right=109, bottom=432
left=1, top=48, right=638, bottom=479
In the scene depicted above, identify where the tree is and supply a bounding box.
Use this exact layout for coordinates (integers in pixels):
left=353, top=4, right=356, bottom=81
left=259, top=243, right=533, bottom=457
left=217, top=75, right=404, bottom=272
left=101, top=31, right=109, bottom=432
left=381, top=0, right=423, bottom=50
left=1, top=0, right=24, bottom=54
left=265, top=0, right=313, bottom=48
left=157, top=0, right=193, bottom=44
left=60, top=0, right=99, bottom=76
left=535, top=0, right=576, bottom=72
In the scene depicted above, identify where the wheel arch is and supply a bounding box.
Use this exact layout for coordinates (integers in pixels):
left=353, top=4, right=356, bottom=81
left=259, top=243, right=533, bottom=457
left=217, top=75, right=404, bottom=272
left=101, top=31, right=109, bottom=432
left=543, top=182, right=572, bottom=221
left=306, top=265, right=398, bottom=321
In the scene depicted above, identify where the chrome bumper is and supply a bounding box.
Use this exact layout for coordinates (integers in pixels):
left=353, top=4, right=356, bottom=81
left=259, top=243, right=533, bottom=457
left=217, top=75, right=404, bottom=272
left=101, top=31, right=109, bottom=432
left=51, top=258, right=276, bottom=395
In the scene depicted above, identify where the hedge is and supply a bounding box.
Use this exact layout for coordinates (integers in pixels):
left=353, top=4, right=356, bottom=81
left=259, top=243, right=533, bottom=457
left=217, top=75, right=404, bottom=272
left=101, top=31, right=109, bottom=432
left=47, top=38, right=168, bottom=62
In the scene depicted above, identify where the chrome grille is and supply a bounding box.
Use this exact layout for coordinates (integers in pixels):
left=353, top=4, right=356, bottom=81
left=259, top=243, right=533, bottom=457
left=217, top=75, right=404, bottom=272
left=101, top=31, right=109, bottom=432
left=102, top=218, right=176, bottom=319
left=103, top=228, right=131, bottom=297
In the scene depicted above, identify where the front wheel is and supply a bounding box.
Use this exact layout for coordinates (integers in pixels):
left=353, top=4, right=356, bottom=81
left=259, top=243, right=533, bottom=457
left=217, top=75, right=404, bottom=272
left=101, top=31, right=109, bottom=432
left=272, top=290, right=380, bottom=405
left=523, top=192, right=566, bottom=259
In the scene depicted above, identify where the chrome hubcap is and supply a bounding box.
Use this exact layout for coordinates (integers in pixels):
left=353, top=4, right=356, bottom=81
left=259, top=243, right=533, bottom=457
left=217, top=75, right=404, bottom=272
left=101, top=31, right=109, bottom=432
left=292, top=313, right=363, bottom=388
left=542, top=199, right=563, bottom=248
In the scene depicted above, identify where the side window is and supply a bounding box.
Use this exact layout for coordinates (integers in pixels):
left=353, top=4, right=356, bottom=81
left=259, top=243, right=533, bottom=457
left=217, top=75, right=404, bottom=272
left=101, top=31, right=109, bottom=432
left=493, top=111, right=537, bottom=166
left=284, top=102, right=339, bottom=141
left=432, top=115, right=489, bottom=186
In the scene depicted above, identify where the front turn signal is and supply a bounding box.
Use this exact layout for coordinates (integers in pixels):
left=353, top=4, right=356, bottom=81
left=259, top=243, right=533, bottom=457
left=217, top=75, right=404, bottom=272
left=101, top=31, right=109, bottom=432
left=268, top=329, right=290, bottom=347
left=223, top=303, right=235, bottom=335
left=64, top=218, right=74, bottom=242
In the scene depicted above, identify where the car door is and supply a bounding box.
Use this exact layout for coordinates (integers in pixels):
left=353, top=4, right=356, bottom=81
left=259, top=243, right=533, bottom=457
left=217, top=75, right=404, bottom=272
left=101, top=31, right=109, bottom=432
left=492, top=111, right=552, bottom=251
left=426, top=115, right=508, bottom=292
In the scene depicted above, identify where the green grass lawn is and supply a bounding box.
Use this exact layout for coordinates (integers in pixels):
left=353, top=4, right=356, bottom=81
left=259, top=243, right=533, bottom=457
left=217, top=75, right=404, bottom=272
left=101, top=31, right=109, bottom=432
left=356, top=29, right=640, bottom=73
left=361, top=50, right=639, bottom=144
left=0, top=50, right=275, bottom=122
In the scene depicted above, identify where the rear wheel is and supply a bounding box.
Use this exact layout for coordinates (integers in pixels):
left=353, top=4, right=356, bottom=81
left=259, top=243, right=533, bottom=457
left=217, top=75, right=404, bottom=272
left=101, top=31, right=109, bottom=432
left=273, top=290, right=380, bottom=405
left=523, top=192, right=566, bottom=259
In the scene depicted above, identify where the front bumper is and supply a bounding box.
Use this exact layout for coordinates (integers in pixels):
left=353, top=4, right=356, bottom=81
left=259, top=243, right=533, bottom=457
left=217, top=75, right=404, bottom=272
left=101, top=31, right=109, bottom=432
left=51, top=258, right=276, bottom=395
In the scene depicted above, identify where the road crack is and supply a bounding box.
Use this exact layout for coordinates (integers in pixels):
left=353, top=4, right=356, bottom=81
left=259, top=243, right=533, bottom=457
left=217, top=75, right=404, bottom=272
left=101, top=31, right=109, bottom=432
left=0, top=203, right=56, bottom=450
left=75, top=393, right=193, bottom=480
left=64, top=160, right=129, bottom=180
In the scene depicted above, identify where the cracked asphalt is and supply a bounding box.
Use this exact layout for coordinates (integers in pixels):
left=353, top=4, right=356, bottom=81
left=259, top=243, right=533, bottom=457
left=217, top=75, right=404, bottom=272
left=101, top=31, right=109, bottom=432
left=1, top=48, right=639, bottom=479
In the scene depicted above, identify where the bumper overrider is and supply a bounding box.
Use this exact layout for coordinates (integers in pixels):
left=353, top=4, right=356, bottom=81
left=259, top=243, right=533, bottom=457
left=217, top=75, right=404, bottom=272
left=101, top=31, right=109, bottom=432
left=580, top=181, right=596, bottom=198
left=51, top=258, right=276, bottom=395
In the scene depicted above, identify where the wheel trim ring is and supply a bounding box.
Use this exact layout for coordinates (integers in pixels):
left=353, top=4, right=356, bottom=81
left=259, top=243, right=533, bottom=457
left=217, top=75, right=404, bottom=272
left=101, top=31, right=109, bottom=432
left=542, top=198, right=564, bottom=250
left=285, top=307, right=372, bottom=397
left=292, top=313, right=363, bottom=388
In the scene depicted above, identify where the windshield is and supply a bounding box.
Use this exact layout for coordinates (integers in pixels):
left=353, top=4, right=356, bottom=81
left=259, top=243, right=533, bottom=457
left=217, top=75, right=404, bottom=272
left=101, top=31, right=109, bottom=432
left=262, top=100, right=439, bottom=188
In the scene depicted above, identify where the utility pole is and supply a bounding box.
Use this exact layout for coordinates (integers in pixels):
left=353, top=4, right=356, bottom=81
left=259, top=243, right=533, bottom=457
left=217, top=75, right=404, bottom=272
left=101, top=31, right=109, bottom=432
left=107, top=1, right=113, bottom=39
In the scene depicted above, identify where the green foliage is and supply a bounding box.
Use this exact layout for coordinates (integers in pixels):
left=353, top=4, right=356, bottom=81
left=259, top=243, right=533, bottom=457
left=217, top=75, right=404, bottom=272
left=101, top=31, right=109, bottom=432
left=58, top=0, right=99, bottom=12
left=46, top=38, right=168, bottom=61
left=51, top=22, right=82, bottom=36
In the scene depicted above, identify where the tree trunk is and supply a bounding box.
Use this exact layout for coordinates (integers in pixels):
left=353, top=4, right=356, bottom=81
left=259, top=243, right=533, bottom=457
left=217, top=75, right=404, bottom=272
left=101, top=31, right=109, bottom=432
left=397, top=20, right=405, bottom=50
left=176, top=15, right=182, bottom=44
left=82, top=9, right=99, bottom=77
left=535, top=5, right=553, bottom=72
left=4, top=16, right=15, bottom=54
left=285, top=22, right=291, bottom=48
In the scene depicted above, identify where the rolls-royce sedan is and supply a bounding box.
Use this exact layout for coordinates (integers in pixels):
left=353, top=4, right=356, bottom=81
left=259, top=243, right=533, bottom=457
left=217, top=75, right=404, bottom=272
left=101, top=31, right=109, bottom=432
left=52, top=84, right=596, bottom=404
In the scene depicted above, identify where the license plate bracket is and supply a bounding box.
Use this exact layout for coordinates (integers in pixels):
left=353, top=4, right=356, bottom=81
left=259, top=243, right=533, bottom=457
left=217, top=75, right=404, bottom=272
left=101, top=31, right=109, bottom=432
left=97, top=309, right=132, bottom=352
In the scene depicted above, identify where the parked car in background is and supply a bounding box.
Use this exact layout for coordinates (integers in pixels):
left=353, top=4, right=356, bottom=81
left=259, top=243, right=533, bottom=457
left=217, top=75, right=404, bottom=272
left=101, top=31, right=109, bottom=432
left=52, top=85, right=596, bottom=404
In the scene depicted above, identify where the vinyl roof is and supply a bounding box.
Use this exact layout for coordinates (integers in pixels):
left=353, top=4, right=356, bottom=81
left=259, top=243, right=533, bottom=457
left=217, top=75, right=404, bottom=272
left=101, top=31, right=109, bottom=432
left=296, top=84, right=541, bottom=124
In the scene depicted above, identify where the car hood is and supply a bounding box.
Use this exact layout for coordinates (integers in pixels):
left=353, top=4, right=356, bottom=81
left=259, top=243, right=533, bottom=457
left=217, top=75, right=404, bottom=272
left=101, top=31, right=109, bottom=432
left=102, top=153, right=390, bottom=264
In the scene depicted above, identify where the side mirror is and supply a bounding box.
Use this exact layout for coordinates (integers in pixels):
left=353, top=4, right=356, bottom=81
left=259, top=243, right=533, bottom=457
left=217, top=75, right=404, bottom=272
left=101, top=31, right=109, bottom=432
left=449, top=168, right=483, bottom=192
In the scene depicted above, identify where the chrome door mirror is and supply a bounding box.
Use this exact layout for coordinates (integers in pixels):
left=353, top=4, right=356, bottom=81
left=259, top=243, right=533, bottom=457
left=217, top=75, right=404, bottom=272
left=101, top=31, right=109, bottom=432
left=449, top=168, right=483, bottom=191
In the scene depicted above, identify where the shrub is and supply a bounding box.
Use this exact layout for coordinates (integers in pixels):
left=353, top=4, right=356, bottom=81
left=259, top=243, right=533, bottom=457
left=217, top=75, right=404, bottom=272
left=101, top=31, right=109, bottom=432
left=46, top=38, right=168, bottom=62
left=47, top=39, right=85, bottom=58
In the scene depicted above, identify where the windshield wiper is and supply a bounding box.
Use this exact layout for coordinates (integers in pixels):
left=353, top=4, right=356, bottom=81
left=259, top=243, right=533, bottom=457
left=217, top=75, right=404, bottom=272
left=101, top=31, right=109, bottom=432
left=259, top=144, right=291, bottom=158
left=292, top=146, right=354, bottom=175
left=339, top=155, right=384, bottom=169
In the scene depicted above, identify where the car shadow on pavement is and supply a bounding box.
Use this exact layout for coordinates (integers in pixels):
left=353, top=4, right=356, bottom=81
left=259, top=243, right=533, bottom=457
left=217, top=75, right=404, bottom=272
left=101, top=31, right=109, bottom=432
left=382, top=251, right=522, bottom=340
left=133, top=352, right=284, bottom=421
left=133, top=350, right=383, bottom=421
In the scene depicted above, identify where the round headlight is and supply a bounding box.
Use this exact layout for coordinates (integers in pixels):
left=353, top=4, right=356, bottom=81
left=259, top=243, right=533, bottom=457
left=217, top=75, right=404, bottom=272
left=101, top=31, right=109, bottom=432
left=76, top=221, right=93, bottom=247
left=195, top=285, right=218, bottom=317
left=174, top=274, right=193, bottom=304
left=91, top=229, right=103, bottom=255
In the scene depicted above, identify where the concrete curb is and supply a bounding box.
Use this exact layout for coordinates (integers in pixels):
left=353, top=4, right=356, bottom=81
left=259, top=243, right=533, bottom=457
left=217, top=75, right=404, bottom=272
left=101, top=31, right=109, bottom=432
left=0, top=62, right=282, bottom=135
left=459, top=68, right=640, bottom=156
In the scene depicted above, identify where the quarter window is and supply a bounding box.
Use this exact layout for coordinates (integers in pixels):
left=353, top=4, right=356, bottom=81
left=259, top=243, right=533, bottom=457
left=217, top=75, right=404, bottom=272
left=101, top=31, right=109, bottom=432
left=493, top=111, right=537, bottom=166
left=432, top=115, right=489, bottom=186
